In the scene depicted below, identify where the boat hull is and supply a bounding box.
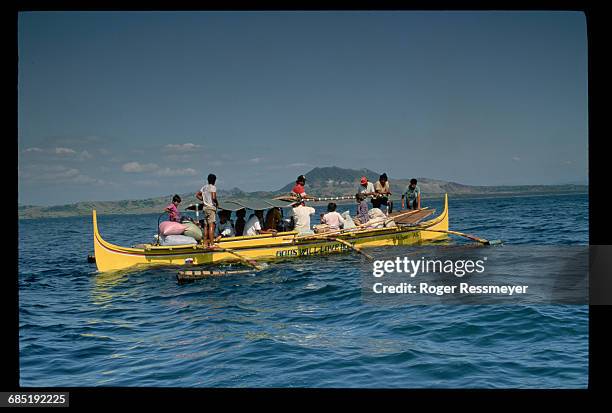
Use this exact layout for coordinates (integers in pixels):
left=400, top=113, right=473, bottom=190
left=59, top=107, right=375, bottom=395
left=93, top=194, right=449, bottom=272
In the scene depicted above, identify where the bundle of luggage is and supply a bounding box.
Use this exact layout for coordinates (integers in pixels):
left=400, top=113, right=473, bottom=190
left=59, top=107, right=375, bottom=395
left=157, top=221, right=204, bottom=245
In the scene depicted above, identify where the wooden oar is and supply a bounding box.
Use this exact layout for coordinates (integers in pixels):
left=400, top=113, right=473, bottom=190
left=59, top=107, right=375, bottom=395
left=328, top=237, right=374, bottom=260
left=209, top=245, right=266, bottom=270
left=409, top=228, right=502, bottom=246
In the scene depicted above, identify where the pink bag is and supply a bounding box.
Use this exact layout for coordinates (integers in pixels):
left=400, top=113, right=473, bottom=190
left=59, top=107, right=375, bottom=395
left=159, top=221, right=187, bottom=236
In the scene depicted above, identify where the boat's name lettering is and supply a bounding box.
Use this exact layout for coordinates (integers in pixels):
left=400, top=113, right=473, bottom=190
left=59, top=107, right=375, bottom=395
left=276, top=243, right=350, bottom=258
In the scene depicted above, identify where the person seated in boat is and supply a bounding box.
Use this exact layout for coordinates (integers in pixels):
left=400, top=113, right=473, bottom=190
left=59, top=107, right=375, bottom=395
left=196, top=174, right=219, bottom=246
left=320, top=202, right=345, bottom=231
left=354, top=192, right=369, bottom=225
left=244, top=210, right=278, bottom=236
left=265, top=207, right=283, bottom=231
left=402, top=178, right=421, bottom=210
left=291, top=200, right=316, bottom=235
left=357, top=176, right=376, bottom=197
left=164, top=194, right=183, bottom=222
left=372, top=173, right=393, bottom=214
left=215, top=210, right=236, bottom=240
left=280, top=208, right=295, bottom=232
left=234, top=208, right=247, bottom=236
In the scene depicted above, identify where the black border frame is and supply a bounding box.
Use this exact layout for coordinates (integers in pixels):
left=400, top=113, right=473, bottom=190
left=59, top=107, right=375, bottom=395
left=9, top=0, right=608, bottom=404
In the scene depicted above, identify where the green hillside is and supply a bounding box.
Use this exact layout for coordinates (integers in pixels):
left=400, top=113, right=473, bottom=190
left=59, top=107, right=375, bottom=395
left=18, top=166, right=587, bottom=219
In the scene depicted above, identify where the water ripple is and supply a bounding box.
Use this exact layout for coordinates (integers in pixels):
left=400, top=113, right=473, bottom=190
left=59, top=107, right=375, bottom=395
left=19, top=194, right=588, bottom=387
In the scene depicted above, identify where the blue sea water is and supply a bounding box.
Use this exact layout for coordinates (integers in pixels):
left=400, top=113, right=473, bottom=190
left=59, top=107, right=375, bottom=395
left=18, top=193, right=588, bottom=388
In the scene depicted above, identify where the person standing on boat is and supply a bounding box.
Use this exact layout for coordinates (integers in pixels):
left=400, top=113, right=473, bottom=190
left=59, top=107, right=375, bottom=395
left=291, top=175, right=309, bottom=200
left=402, top=178, right=421, bottom=210
left=196, top=174, right=219, bottom=246
left=291, top=200, right=316, bottom=235
left=164, top=194, right=183, bottom=222
left=372, top=173, right=393, bottom=214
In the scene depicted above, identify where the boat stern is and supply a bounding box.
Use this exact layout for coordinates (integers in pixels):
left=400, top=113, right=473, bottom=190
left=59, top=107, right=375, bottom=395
left=418, top=193, right=449, bottom=241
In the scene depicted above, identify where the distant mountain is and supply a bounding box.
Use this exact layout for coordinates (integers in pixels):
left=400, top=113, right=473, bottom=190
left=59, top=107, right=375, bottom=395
left=278, top=167, right=380, bottom=193
left=18, top=166, right=587, bottom=219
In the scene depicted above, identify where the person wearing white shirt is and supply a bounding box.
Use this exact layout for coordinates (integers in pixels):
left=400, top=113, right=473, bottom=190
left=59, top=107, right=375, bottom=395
left=291, top=201, right=316, bottom=235
left=244, top=210, right=277, bottom=236
left=195, top=174, right=219, bottom=246
left=321, top=202, right=345, bottom=231
left=358, top=176, right=376, bottom=196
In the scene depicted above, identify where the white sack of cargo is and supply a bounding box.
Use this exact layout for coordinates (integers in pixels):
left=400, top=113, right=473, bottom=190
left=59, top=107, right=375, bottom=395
left=366, top=208, right=386, bottom=228
left=160, top=234, right=198, bottom=246
left=341, top=211, right=356, bottom=229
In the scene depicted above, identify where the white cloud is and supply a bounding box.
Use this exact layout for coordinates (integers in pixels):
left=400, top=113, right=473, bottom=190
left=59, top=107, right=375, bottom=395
left=122, top=162, right=159, bottom=173
left=23, top=147, right=94, bottom=161
left=19, top=164, right=110, bottom=186
left=55, top=147, right=77, bottom=155
left=21, top=165, right=77, bottom=181
left=163, top=143, right=202, bottom=153
left=249, top=157, right=262, bottom=164
left=156, top=167, right=198, bottom=177
left=72, top=174, right=104, bottom=184
left=62, top=168, right=80, bottom=178
left=77, top=150, right=93, bottom=161
left=512, top=156, right=521, bottom=162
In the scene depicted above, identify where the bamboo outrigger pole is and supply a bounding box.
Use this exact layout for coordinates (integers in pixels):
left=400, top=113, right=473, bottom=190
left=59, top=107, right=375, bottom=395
left=395, top=226, right=502, bottom=246
left=177, top=268, right=253, bottom=282
left=328, top=237, right=374, bottom=260
left=209, top=245, right=266, bottom=271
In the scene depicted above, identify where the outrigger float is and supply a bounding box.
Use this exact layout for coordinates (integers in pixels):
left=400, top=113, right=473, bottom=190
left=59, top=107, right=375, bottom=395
left=91, top=194, right=499, bottom=281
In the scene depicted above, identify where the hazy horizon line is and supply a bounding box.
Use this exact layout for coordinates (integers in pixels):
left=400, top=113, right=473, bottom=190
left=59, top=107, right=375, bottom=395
left=18, top=179, right=588, bottom=208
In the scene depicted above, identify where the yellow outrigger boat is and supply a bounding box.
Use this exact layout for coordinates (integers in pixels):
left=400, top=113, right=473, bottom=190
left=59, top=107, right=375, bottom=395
left=92, top=194, right=450, bottom=273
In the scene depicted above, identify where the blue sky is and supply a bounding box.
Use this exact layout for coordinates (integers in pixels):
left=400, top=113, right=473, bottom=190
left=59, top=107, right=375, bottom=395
left=18, top=11, right=588, bottom=206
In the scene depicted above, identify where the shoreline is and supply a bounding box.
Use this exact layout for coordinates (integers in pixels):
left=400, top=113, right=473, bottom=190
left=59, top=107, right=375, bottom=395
left=18, top=190, right=588, bottom=220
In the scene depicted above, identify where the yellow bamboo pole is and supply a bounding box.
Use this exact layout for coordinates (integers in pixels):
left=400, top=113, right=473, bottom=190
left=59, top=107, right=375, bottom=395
left=328, top=237, right=374, bottom=260
left=209, top=246, right=265, bottom=270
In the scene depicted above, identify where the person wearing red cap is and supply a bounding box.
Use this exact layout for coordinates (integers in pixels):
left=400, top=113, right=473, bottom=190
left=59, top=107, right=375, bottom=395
left=358, top=176, right=375, bottom=196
